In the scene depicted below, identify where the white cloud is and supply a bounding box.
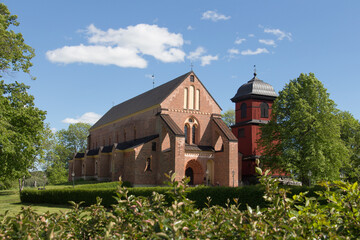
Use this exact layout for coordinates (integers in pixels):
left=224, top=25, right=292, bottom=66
left=187, top=25, right=194, bottom=30
left=201, top=10, right=231, bottom=22
left=187, top=47, right=218, bottom=66
left=264, top=28, right=292, bottom=41
left=259, top=39, right=276, bottom=46
left=248, top=34, right=255, bottom=37
left=241, top=48, right=269, bottom=55
left=46, top=24, right=185, bottom=68
left=228, top=48, right=239, bottom=55
left=234, top=38, right=246, bottom=45
left=62, top=112, right=101, bottom=125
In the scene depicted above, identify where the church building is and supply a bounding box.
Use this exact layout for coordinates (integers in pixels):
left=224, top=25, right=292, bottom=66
left=69, top=71, right=240, bottom=187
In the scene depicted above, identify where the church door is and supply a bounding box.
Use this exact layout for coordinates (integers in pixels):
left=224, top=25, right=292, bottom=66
left=185, top=167, right=194, bottom=185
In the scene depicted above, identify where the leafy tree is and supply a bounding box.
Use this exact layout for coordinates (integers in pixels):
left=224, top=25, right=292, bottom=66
left=0, top=3, right=46, bottom=185
left=259, top=73, right=348, bottom=185
left=338, top=111, right=360, bottom=182
left=221, top=109, right=235, bottom=128
left=0, top=3, right=35, bottom=78
left=44, top=123, right=91, bottom=184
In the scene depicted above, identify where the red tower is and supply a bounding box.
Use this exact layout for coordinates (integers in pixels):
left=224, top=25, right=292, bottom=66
left=231, top=72, right=277, bottom=183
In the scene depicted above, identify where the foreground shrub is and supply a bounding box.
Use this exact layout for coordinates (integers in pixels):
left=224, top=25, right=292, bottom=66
left=3, top=172, right=360, bottom=239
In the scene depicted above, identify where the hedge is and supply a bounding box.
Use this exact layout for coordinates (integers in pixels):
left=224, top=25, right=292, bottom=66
left=20, top=184, right=324, bottom=210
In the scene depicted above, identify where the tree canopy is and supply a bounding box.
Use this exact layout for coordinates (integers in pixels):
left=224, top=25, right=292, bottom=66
left=0, top=3, right=46, bottom=182
left=221, top=109, right=235, bottom=128
left=0, top=3, right=35, bottom=78
left=338, top=111, right=360, bottom=182
left=43, top=123, right=91, bottom=184
left=259, top=73, right=348, bottom=185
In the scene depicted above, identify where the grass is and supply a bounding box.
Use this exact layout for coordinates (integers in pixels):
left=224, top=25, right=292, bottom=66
left=0, top=189, right=71, bottom=217
left=0, top=181, right=119, bottom=216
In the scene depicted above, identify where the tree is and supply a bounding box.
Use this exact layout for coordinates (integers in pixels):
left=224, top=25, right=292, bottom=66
left=259, top=73, right=348, bottom=185
left=0, top=3, right=35, bottom=78
left=338, top=111, right=360, bottom=182
left=221, top=109, right=235, bottom=128
left=0, top=3, right=46, bottom=185
left=44, top=123, right=91, bottom=184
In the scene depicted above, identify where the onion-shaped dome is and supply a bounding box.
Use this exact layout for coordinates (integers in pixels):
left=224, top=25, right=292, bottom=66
left=231, top=73, right=277, bottom=102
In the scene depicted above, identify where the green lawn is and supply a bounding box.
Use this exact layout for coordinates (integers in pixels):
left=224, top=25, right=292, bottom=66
left=0, top=189, right=71, bottom=216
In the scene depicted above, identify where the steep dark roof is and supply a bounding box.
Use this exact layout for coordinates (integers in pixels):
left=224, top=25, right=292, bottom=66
left=101, top=145, right=113, bottom=153
left=160, top=114, right=184, bottom=136
left=231, top=73, right=277, bottom=102
left=212, top=117, right=238, bottom=142
left=87, top=148, right=100, bottom=156
left=185, top=144, right=214, bottom=152
left=116, top=134, right=159, bottom=150
left=74, top=152, right=85, bottom=158
left=91, top=72, right=192, bottom=130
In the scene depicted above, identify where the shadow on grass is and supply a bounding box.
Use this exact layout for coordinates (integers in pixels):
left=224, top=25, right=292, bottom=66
left=0, top=191, right=17, bottom=196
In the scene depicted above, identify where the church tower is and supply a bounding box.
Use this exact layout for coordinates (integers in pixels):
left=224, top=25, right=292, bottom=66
left=231, top=72, right=277, bottom=183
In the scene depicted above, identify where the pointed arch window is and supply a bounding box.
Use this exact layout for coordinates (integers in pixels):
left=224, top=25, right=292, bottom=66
left=195, top=89, right=200, bottom=110
left=241, top=103, right=247, bottom=118
left=260, top=102, right=269, bottom=118
left=184, top=125, right=190, bottom=144
left=189, top=86, right=194, bottom=109
left=192, top=125, right=197, bottom=144
left=184, top=88, right=188, bottom=109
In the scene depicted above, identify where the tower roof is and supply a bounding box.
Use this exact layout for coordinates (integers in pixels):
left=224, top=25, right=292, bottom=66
left=231, top=73, right=277, bottom=102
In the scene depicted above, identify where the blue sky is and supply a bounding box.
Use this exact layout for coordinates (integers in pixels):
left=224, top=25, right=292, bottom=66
left=3, top=1, right=360, bottom=131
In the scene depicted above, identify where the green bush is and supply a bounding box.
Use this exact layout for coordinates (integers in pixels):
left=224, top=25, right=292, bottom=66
left=3, top=173, right=360, bottom=238
left=20, top=180, right=323, bottom=210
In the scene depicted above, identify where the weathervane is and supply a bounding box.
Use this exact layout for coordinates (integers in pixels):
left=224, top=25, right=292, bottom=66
left=190, top=62, right=194, bottom=71
left=254, top=65, right=257, bottom=77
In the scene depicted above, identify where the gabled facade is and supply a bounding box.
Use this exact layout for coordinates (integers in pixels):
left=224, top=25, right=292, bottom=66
left=69, top=71, right=239, bottom=187
left=231, top=72, right=277, bottom=183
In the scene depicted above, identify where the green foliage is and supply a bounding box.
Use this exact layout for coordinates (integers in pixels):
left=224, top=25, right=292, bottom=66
left=0, top=81, right=46, bottom=182
left=0, top=3, right=46, bottom=183
left=4, top=172, right=360, bottom=238
left=338, top=111, right=360, bottom=182
left=42, top=123, right=91, bottom=184
left=221, top=109, right=235, bottom=128
left=0, top=3, right=35, bottom=78
left=259, top=73, right=348, bottom=185
left=20, top=179, right=322, bottom=212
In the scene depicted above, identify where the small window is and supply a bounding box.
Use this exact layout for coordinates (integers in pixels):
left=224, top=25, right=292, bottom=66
left=188, top=118, right=193, bottom=123
left=241, top=103, right=247, bottom=119
left=238, top=128, right=245, bottom=138
left=260, top=102, right=269, bottom=118
left=152, top=142, right=156, bottom=151
left=190, top=75, right=194, bottom=82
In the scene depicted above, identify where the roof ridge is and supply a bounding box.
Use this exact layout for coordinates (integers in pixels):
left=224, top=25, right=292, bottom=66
left=91, top=71, right=192, bottom=130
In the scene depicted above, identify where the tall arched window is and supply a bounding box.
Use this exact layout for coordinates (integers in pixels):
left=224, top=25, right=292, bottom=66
left=192, top=125, right=197, bottom=144
left=260, top=102, right=269, bottom=118
left=241, top=103, right=247, bottom=118
left=195, top=89, right=200, bottom=110
left=189, top=86, right=194, bottom=109
left=184, top=88, right=188, bottom=109
left=184, top=125, right=189, bottom=144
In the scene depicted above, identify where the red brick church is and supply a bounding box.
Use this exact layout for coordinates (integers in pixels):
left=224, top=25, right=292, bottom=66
left=69, top=71, right=277, bottom=186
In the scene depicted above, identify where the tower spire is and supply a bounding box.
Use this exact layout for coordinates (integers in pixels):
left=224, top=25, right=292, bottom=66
left=253, top=65, right=257, bottom=77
